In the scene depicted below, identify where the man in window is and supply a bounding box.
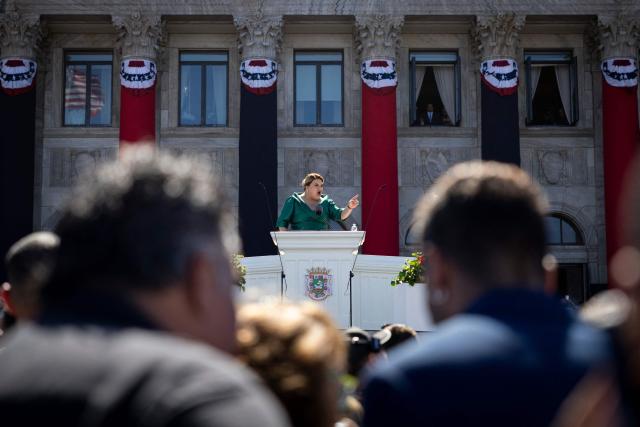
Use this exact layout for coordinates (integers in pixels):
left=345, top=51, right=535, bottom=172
left=423, top=103, right=443, bottom=126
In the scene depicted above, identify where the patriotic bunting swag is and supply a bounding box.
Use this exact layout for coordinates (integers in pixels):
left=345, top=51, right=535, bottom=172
left=119, top=58, right=157, bottom=146
left=239, top=59, right=278, bottom=256
left=361, top=59, right=399, bottom=255
left=0, top=57, right=37, bottom=281
left=601, top=57, right=639, bottom=273
left=480, top=58, right=520, bottom=165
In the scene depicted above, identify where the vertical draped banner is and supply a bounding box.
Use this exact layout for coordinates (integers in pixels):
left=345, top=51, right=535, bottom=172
left=238, top=59, right=278, bottom=256
left=119, top=58, right=157, bottom=146
left=361, top=59, right=399, bottom=255
left=0, top=57, right=37, bottom=281
left=601, top=57, right=639, bottom=267
left=480, top=58, right=521, bottom=165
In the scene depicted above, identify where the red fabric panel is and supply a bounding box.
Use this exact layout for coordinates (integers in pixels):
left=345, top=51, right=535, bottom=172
left=119, top=86, right=156, bottom=146
left=602, top=79, right=639, bottom=280
left=361, top=83, right=399, bottom=255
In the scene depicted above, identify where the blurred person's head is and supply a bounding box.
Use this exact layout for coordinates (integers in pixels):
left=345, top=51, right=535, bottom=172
left=46, top=146, right=239, bottom=353
left=236, top=301, right=345, bottom=427
left=345, top=327, right=381, bottom=377
left=413, top=161, right=554, bottom=323
left=380, top=323, right=418, bottom=352
left=1, top=232, right=59, bottom=321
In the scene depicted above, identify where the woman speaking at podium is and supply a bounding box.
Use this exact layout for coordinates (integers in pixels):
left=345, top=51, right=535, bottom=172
left=276, top=172, right=359, bottom=231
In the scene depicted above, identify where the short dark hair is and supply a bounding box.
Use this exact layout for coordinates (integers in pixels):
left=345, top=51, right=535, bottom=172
left=380, top=323, right=418, bottom=351
left=5, top=232, right=59, bottom=309
left=301, top=173, right=324, bottom=188
left=414, top=161, right=549, bottom=285
left=46, top=147, right=237, bottom=300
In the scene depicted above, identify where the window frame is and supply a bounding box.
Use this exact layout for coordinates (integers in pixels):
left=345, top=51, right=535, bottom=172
left=545, top=213, right=584, bottom=246
left=524, top=50, right=579, bottom=127
left=409, top=50, right=461, bottom=127
left=62, top=51, right=114, bottom=127
left=293, top=50, right=344, bottom=127
left=178, top=50, right=229, bottom=127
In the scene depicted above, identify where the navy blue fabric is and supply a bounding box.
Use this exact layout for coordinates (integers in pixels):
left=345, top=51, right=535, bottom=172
left=238, top=85, right=278, bottom=256
left=362, top=288, right=614, bottom=427
left=481, top=84, right=520, bottom=165
left=0, top=89, right=36, bottom=282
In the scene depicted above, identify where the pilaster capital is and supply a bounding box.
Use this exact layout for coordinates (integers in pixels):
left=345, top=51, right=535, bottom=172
left=471, top=13, right=525, bottom=61
left=0, top=2, right=43, bottom=59
left=354, top=15, right=404, bottom=62
left=593, top=13, right=640, bottom=59
left=233, top=12, right=283, bottom=61
left=112, top=12, right=165, bottom=60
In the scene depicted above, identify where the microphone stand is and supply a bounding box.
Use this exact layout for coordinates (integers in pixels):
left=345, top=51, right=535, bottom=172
left=259, top=182, right=287, bottom=299
left=346, top=184, right=385, bottom=326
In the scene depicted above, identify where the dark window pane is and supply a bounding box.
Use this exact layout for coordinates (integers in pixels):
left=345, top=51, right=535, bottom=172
left=525, top=52, right=571, bottom=63
left=180, top=52, right=228, bottom=62
left=296, top=64, right=317, bottom=125
left=64, top=64, right=87, bottom=125
left=180, top=65, right=202, bottom=125
left=66, top=53, right=112, bottom=62
left=320, top=64, right=341, bottom=125
left=295, top=52, right=342, bottom=62
left=561, top=220, right=578, bottom=244
left=89, top=64, right=111, bottom=125
left=545, top=216, right=562, bottom=245
left=205, top=65, right=227, bottom=126
left=410, top=52, right=457, bottom=62
left=530, top=66, right=570, bottom=126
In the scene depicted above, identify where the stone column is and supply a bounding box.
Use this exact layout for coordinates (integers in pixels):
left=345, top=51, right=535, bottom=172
left=593, top=13, right=640, bottom=278
left=471, top=13, right=525, bottom=165
left=234, top=13, right=283, bottom=256
left=112, top=12, right=164, bottom=146
left=0, top=2, right=43, bottom=282
left=354, top=15, right=403, bottom=255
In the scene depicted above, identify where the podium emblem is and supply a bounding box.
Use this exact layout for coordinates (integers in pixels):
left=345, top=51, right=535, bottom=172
left=305, top=267, right=333, bottom=301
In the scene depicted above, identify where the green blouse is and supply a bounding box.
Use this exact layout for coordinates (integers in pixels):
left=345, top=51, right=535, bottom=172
left=276, top=192, right=344, bottom=230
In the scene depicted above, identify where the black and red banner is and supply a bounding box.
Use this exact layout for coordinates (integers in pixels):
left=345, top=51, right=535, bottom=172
left=361, top=59, right=399, bottom=255
left=480, top=58, right=520, bottom=165
left=0, top=57, right=37, bottom=281
left=601, top=57, right=639, bottom=272
left=238, top=59, right=278, bottom=256
left=119, top=58, right=156, bottom=146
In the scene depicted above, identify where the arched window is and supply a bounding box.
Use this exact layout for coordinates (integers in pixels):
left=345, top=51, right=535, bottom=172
left=404, top=222, right=421, bottom=247
left=545, top=213, right=584, bottom=245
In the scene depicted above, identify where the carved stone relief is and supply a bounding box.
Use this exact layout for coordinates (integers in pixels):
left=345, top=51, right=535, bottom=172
left=470, top=13, right=525, bottom=60
left=400, top=147, right=471, bottom=187
left=47, top=147, right=117, bottom=188
left=0, top=2, right=43, bottom=58
left=234, top=12, right=283, bottom=60
left=166, top=147, right=239, bottom=189
left=284, top=148, right=355, bottom=187
left=592, top=13, right=640, bottom=59
left=354, top=15, right=404, bottom=62
left=535, top=149, right=588, bottom=186
left=112, top=12, right=165, bottom=59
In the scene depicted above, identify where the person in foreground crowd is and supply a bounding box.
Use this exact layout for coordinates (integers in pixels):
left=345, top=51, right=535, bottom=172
left=379, top=323, right=418, bottom=353
left=277, top=172, right=359, bottom=231
left=0, top=147, right=290, bottom=427
left=1, top=232, right=59, bottom=327
left=361, top=161, right=614, bottom=427
left=236, top=300, right=347, bottom=427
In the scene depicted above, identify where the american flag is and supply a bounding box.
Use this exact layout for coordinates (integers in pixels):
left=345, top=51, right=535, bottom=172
left=64, top=66, right=104, bottom=117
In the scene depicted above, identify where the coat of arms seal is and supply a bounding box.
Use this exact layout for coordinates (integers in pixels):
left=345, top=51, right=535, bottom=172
left=305, top=267, right=333, bottom=301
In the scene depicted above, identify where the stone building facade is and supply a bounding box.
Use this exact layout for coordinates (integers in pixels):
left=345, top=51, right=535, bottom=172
left=2, top=0, right=639, bottom=300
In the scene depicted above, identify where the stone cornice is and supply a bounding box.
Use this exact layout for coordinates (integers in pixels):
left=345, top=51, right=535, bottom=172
left=112, top=12, right=165, bottom=60
left=0, top=2, right=43, bottom=58
left=471, top=13, right=526, bottom=60
left=233, top=12, right=283, bottom=60
left=354, top=15, right=403, bottom=62
left=593, top=13, right=640, bottom=59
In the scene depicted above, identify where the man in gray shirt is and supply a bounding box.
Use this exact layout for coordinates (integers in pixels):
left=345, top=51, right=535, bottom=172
left=0, top=147, right=290, bottom=427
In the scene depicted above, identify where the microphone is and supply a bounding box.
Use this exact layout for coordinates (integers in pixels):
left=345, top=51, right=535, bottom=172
left=363, top=184, right=387, bottom=231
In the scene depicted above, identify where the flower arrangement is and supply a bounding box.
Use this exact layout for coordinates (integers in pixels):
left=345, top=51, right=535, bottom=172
left=232, top=254, right=247, bottom=290
left=390, top=251, right=424, bottom=287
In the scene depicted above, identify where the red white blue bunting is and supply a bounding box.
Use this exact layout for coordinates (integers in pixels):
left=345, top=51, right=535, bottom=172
left=0, top=57, right=37, bottom=95
left=361, top=58, right=397, bottom=90
left=120, top=58, right=156, bottom=90
left=240, top=58, right=278, bottom=95
left=480, top=58, right=518, bottom=96
left=601, top=57, right=638, bottom=88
